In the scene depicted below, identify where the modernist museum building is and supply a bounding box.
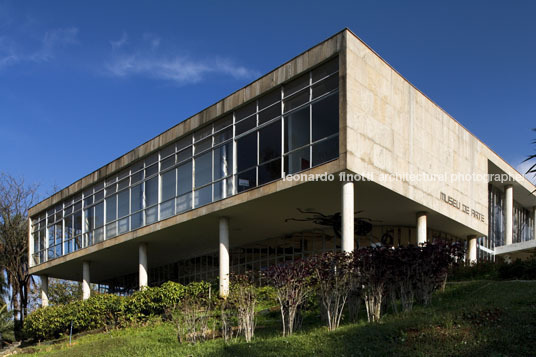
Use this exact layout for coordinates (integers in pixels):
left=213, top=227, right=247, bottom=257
left=28, top=29, right=536, bottom=303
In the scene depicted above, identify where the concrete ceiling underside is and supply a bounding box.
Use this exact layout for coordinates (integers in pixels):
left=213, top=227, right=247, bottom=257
left=37, top=179, right=481, bottom=283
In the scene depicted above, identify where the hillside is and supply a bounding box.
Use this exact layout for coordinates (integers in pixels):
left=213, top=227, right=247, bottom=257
left=13, top=280, right=536, bottom=357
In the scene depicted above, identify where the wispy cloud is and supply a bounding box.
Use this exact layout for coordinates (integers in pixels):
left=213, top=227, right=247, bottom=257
left=105, top=33, right=259, bottom=85
left=110, top=31, right=128, bottom=50
left=0, top=26, right=78, bottom=69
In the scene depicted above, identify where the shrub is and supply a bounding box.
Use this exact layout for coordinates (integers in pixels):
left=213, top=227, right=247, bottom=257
left=262, top=259, right=314, bottom=336
left=24, top=281, right=188, bottom=341
left=174, top=281, right=216, bottom=344
left=311, top=252, right=353, bottom=331
left=229, top=273, right=257, bottom=342
left=498, top=258, right=536, bottom=280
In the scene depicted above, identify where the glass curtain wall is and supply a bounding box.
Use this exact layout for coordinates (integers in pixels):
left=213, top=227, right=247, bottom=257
left=488, top=184, right=505, bottom=247
left=30, top=56, right=340, bottom=266
left=513, top=203, right=534, bottom=243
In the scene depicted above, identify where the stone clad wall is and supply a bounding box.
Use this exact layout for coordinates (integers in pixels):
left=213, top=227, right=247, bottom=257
left=345, top=33, right=489, bottom=235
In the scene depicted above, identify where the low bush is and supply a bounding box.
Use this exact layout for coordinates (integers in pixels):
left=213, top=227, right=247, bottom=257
left=449, top=257, right=536, bottom=282
left=24, top=281, right=189, bottom=341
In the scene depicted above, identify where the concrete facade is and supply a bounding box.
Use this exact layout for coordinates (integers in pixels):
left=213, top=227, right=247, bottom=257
left=28, top=29, right=536, bottom=295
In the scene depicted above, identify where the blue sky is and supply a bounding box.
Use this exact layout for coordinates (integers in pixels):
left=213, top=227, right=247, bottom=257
left=1, top=0, right=535, bottom=198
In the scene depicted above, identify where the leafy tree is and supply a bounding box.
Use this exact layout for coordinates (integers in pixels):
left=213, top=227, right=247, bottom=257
left=524, top=128, right=536, bottom=184
left=47, top=278, right=83, bottom=306
left=0, top=172, right=38, bottom=334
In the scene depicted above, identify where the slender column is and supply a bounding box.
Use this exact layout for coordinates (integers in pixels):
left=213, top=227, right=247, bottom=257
left=139, top=243, right=148, bottom=289
left=342, top=181, right=355, bottom=252
left=466, top=236, right=477, bottom=264
left=532, top=207, right=536, bottom=241
left=417, top=212, right=427, bottom=245
left=82, top=261, right=91, bottom=300
left=40, top=275, right=49, bottom=307
left=219, top=217, right=230, bottom=298
left=505, top=185, right=513, bottom=245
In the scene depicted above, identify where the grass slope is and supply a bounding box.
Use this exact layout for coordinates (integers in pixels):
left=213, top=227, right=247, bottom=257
left=17, top=280, right=536, bottom=357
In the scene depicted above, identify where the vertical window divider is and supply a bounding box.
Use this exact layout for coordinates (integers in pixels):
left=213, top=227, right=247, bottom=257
left=280, top=86, right=284, bottom=178
left=256, top=99, right=259, bottom=187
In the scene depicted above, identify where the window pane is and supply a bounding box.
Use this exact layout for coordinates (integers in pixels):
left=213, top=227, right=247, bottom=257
left=259, top=89, right=280, bottom=110
left=283, top=90, right=309, bottom=112
left=312, top=57, right=339, bottom=83
left=106, top=195, right=117, bottom=222
left=118, top=217, right=129, bottom=234
left=259, top=120, right=281, bottom=163
left=312, top=136, right=338, bottom=166
left=214, top=143, right=233, bottom=180
left=106, top=222, right=117, bottom=238
left=195, top=151, right=212, bottom=188
left=118, top=178, right=129, bottom=190
left=161, top=155, right=175, bottom=170
left=285, top=106, right=310, bottom=152
left=177, top=147, right=192, bottom=163
left=94, top=227, right=104, bottom=243
left=146, top=206, right=158, bottom=225
left=237, top=132, right=257, bottom=172
left=131, top=183, right=143, bottom=212
left=176, top=193, right=192, bottom=213
left=145, top=177, right=158, bottom=207
left=64, top=216, right=73, bottom=239
left=237, top=168, right=256, bottom=193
left=284, top=73, right=309, bottom=97
left=84, top=208, right=94, bottom=231
left=312, top=75, right=338, bottom=99
left=259, top=104, right=280, bottom=125
left=195, top=137, right=212, bottom=153
left=161, top=144, right=175, bottom=159
left=259, top=160, right=281, bottom=185
left=74, top=211, right=82, bottom=236
left=194, top=186, right=212, bottom=207
left=178, top=161, right=193, bottom=196
left=214, top=127, right=232, bottom=144
left=55, top=222, right=62, bottom=244
left=312, top=94, right=339, bottom=142
left=235, top=102, right=256, bottom=121
left=175, top=135, right=192, bottom=152
left=214, top=180, right=224, bottom=201
left=194, top=125, right=212, bottom=142
left=131, top=171, right=144, bottom=185
left=94, top=202, right=104, bottom=228
left=284, top=147, right=310, bottom=174
left=214, top=115, right=233, bottom=132
left=94, top=190, right=104, bottom=202
left=131, top=212, right=143, bottom=230
left=161, top=169, right=176, bottom=201
left=160, top=199, right=174, bottom=219
left=236, top=115, right=256, bottom=135
left=146, top=163, right=158, bottom=177
left=118, top=189, right=130, bottom=218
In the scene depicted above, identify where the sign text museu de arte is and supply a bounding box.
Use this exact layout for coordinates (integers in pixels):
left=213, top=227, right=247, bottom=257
left=440, top=192, right=485, bottom=223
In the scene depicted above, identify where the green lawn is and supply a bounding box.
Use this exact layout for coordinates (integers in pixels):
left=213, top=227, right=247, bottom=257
left=17, top=280, right=536, bottom=356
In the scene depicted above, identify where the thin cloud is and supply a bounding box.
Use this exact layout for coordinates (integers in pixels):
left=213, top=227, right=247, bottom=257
left=0, top=27, right=78, bottom=69
left=110, top=32, right=128, bottom=50
left=34, top=27, right=79, bottom=61
left=142, top=33, right=160, bottom=50
left=105, top=33, right=259, bottom=85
